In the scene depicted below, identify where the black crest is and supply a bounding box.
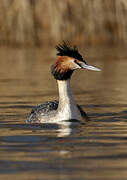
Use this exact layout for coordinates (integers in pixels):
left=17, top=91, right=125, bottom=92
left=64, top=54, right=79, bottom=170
left=56, top=42, right=84, bottom=62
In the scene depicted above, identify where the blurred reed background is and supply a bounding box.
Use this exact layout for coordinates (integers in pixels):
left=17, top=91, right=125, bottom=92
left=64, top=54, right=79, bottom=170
left=0, top=0, right=127, bottom=47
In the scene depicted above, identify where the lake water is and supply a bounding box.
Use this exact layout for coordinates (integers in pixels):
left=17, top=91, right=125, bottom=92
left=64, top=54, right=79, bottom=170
left=0, top=46, right=127, bottom=180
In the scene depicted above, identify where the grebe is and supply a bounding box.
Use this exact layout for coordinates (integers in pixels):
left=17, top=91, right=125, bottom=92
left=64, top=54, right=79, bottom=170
left=27, top=42, right=101, bottom=123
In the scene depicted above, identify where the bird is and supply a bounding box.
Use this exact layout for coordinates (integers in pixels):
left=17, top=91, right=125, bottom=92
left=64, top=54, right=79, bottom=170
left=26, top=42, right=101, bottom=123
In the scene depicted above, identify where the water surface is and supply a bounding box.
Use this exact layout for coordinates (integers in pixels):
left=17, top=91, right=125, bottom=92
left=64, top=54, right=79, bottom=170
left=0, top=47, right=127, bottom=180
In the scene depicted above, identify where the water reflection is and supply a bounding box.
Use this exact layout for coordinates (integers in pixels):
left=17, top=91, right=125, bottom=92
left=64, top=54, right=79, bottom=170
left=0, top=47, right=127, bottom=179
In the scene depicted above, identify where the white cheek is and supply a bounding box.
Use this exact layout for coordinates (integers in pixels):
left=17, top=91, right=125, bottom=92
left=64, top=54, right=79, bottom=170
left=69, top=59, right=81, bottom=70
left=72, top=63, right=81, bottom=70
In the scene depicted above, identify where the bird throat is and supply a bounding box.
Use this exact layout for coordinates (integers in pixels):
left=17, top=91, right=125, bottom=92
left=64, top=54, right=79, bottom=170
left=56, top=80, right=82, bottom=120
left=51, top=65, right=73, bottom=80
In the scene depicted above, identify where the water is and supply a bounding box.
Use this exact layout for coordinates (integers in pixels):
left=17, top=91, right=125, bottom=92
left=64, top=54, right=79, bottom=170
left=0, top=46, right=127, bottom=180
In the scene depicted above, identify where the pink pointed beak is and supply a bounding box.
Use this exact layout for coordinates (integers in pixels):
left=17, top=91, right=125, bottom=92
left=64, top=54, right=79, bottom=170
left=81, top=62, right=101, bottom=71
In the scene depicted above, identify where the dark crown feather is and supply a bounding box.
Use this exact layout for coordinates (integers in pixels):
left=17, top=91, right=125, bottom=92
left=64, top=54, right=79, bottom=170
left=56, top=42, right=84, bottom=62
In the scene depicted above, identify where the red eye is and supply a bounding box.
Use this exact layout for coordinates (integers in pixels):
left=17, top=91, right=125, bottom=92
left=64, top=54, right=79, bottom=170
left=74, top=60, right=82, bottom=67
left=74, top=60, right=78, bottom=63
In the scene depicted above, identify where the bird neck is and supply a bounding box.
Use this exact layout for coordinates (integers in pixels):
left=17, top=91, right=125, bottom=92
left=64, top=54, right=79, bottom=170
left=56, top=79, right=82, bottom=120
left=57, top=79, right=75, bottom=106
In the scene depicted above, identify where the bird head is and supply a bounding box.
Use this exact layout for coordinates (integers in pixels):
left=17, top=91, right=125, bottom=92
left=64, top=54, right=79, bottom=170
left=51, top=42, right=101, bottom=80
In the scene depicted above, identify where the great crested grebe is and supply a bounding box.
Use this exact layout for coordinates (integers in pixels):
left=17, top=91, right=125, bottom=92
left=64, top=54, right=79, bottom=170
left=27, top=42, right=101, bottom=123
